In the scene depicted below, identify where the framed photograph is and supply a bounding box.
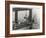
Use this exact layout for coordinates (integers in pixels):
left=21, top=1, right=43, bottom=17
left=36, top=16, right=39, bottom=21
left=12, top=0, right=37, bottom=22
left=5, top=1, right=45, bottom=37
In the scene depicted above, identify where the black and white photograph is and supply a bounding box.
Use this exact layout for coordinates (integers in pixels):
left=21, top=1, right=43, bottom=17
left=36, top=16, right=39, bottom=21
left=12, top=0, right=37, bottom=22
left=10, top=4, right=43, bottom=34
left=12, top=8, right=40, bottom=30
